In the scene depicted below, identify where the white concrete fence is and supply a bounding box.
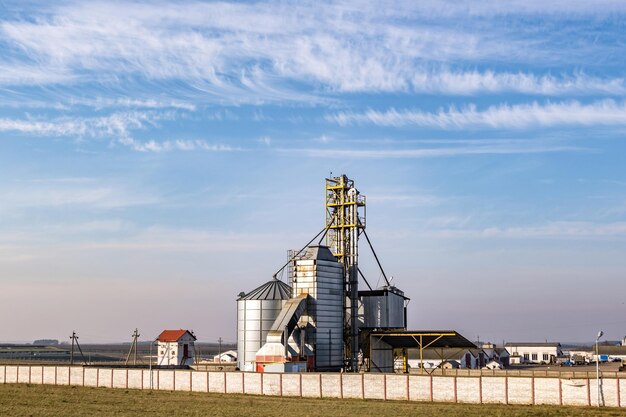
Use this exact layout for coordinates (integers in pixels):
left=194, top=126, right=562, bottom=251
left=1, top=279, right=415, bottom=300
left=1, top=365, right=625, bottom=408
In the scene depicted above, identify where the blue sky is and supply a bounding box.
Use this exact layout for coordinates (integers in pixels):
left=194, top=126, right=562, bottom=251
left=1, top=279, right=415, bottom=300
left=1, top=0, right=626, bottom=344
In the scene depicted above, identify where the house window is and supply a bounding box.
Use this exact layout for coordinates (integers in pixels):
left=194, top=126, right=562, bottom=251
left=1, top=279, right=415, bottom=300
left=523, top=353, right=529, bottom=360
left=531, top=354, right=537, bottom=361
left=543, top=354, right=549, bottom=361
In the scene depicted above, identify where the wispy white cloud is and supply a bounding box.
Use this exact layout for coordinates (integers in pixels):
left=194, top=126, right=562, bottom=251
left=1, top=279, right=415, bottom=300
left=252, top=110, right=272, bottom=122
left=0, top=110, right=241, bottom=153
left=409, top=70, right=626, bottom=96
left=0, top=111, right=167, bottom=138
left=205, top=109, right=239, bottom=122
left=314, top=135, right=333, bottom=143
left=427, top=221, right=626, bottom=239
left=279, top=143, right=586, bottom=159
left=0, top=63, right=76, bottom=85
left=0, top=0, right=623, bottom=105
left=29, top=177, right=96, bottom=184
left=123, top=139, right=241, bottom=153
left=257, top=136, right=271, bottom=146
left=81, top=227, right=285, bottom=253
left=387, top=0, right=626, bottom=17
left=68, top=97, right=196, bottom=111
left=0, top=226, right=292, bottom=254
left=328, top=100, right=626, bottom=129
left=25, top=220, right=131, bottom=235
left=0, top=110, right=246, bottom=153
left=0, top=180, right=159, bottom=210
left=367, top=193, right=444, bottom=207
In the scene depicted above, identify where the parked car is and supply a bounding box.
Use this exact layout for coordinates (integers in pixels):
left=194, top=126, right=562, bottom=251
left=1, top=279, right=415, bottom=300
left=560, top=360, right=574, bottom=367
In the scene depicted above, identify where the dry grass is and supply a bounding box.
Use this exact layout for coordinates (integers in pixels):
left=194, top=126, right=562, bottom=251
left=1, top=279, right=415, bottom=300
left=1, top=383, right=624, bottom=417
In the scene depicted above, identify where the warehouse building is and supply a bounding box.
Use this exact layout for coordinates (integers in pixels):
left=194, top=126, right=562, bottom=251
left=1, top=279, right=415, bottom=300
left=505, top=342, right=562, bottom=364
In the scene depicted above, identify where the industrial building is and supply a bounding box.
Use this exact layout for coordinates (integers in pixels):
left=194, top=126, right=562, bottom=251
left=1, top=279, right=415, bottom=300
left=236, top=175, right=474, bottom=373
left=0, top=344, right=70, bottom=361
left=505, top=342, right=562, bottom=365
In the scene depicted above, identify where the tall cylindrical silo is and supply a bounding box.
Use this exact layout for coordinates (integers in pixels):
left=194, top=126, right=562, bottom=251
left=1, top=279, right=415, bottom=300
left=236, top=279, right=291, bottom=371
left=292, top=245, right=344, bottom=371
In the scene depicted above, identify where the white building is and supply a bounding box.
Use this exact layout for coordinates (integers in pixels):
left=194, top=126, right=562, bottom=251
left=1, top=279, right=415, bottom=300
left=213, top=350, right=237, bottom=363
left=505, top=342, right=562, bottom=364
left=484, top=359, right=504, bottom=370
left=480, top=343, right=510, bottom=367
left=157, top=329, right=196, bottom=366
left=406, top=348, right=485, bottom=370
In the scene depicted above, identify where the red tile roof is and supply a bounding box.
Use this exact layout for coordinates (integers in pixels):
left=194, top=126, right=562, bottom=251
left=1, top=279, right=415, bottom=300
left=158, top=329, right=196, bottom=342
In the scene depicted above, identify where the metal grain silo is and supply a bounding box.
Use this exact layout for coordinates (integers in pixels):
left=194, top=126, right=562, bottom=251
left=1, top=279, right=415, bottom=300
left=292, top=245, right=344, bottom=371
left=236, top=279, right=291, bottom=371
left=359, top=285, right=408, bottom=329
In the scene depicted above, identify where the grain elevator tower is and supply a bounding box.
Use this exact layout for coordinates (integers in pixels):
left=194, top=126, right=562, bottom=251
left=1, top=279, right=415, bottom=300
left=324, top=175, right=365, bottom=372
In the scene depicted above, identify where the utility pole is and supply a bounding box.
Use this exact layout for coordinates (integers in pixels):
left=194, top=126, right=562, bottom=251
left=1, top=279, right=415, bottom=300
left=125, top=329, right=140, bottom=366
left=597, top=334, right=601, bottom=407
left=218, top=337, right=223, bottom=363
left=69, top=331, right=87, bottom=365
left=134, top=329, right=138, bottom=365
left=70, top=331, right=76, bottom=366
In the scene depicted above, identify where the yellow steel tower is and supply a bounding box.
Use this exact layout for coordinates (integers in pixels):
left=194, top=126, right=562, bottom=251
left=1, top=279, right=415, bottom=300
left=325, top=175, right=365, bottom=371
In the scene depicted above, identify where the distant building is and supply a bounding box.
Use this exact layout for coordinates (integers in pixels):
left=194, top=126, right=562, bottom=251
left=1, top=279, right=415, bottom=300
left=484, top=359, right=504, bottom=370
left=33, top=339, right=59, bottom=346
left=157, top=329, right=196, bottom=366
left=480, top=343, right=510, bottom=367
left=597, top=345, right=626, bottom=362
left=441, top=360, right=461, bottom=369
left=505, top=342, right=562, bottom=364
left=567, top=349, right=593, bottom=363
left=0, top=344, right=69, bottom=360
left=213, top=350, right=237, bottom=363
left=406, top=348, right=485, bottom=369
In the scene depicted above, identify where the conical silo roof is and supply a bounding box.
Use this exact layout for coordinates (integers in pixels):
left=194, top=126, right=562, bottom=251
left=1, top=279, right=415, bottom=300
left=237, top=279, right=291, bottom=300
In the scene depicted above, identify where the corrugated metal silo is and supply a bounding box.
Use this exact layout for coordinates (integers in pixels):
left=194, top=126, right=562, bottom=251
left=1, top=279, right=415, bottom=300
left=292, top=245, right=344, bottom=371
left=359, top=285, right=408, bottom=329
left=236, top=279, right=291, bottom=371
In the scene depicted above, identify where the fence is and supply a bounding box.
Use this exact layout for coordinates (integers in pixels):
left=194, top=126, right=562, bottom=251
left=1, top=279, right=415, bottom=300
left=416, top=367, right=626, bottom=379
left=1, top=364, right=625, bottom=408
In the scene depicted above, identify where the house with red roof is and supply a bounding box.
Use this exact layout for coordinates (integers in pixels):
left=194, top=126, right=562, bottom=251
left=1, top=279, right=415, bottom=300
left=157, top=329, right=197, bottom=366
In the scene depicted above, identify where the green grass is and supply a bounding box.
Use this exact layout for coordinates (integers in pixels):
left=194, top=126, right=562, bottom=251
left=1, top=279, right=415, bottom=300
left=0, top=384, right=624, bottom=417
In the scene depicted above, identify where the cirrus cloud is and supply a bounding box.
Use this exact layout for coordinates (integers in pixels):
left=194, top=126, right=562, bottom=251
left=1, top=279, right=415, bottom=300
left=328, top=100, right=626, bottom=129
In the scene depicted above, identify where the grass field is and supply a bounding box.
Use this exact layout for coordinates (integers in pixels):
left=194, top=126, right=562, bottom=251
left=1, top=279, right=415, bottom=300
left=1, top=384, right=625, bottom=417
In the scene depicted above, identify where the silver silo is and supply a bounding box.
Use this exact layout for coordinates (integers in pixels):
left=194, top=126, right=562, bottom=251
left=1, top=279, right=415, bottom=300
left=292, top=245, right=344, bottom=371
left=359, top=285, right=408, bottom=329
left=237, top=279, right=291, bottom=371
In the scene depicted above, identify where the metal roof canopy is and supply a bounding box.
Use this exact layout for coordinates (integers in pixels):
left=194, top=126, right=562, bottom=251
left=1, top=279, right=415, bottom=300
left=369, top=330, right=476, bottom=374
left=370, top=330, right=476, bottom=350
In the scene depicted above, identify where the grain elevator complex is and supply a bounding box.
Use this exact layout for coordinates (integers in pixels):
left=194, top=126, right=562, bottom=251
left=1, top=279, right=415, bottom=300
left=236, top=175, right=422, bottom=373
left=6, top=175, right=614, bottom=410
